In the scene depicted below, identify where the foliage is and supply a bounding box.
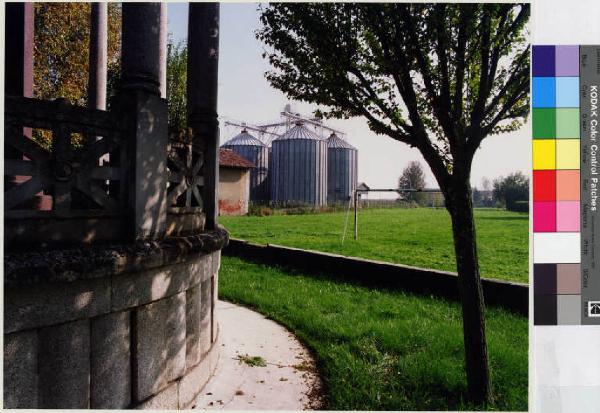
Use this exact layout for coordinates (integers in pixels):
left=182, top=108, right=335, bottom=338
left=34, top=3, right=121, bottom=105
left=220, top=257, right=528, bottom=410
left=33, top=3, right=121, bottom=148
left=257, top=3, right=529, bottom=177
left=493, top=172, right=529, bottom=210
left=221, top=208, right=528, bottom=283
left=167, top=39, right=188, bottom=134
left=398, top=161, right=426, bottom=204
left=510, top=201, right=529, bottom=213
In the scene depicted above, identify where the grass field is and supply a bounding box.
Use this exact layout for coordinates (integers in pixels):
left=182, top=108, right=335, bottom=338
left=220, top=256, right=528, bottom=411
left=220, top=208, right=529, bottom=283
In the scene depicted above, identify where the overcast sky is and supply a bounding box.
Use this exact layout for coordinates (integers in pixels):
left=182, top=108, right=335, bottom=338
left=168, top=3, right=530, bottom=194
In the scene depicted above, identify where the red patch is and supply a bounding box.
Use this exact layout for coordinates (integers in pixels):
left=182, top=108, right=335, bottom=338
left=533, top=170, right=556, bottom=201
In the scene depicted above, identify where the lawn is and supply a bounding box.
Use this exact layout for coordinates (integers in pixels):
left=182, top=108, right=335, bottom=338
left=219, top=256, right=528, bottom=411
left=220, top=208, right=529, bottom=283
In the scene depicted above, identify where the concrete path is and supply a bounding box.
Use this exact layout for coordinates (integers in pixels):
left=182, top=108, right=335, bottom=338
left=195, top=300, right=323, bottom=410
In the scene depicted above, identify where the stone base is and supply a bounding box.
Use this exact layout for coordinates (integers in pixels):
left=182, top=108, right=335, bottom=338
left=133, top=327, right=220, bottom=410
left=4, top=231, right=226, bottom=409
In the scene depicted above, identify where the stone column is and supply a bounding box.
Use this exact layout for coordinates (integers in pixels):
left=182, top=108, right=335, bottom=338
left=118, top=2, right=169, bottom=240
left=159, top=3, right=167, bottom=99
left=121, top=3, right=163, bottom=96
left=187, top=3, right=220, bottom=229
left=5, top=2, right=34, bottom=141
left=88, top=3, right=108, bottom=111
left=4, top=3, right=52, bottom=210
left=5, top=2, right=34, bottom=99
left=88, top=2, right=109, bottom=169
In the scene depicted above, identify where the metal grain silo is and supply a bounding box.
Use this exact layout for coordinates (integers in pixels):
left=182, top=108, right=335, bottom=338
left=222, top=129, right=270, bottom=201
left=327, top=133, right=358, bottom=204
left=271, top=123, right=327, bottom=206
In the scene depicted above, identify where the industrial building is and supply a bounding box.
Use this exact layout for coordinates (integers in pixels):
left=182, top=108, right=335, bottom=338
left=270, top=123, right=328, bottom=206
left=327, top=133, right=358, bottom=204
left=220, top=108, right=358, bottom=208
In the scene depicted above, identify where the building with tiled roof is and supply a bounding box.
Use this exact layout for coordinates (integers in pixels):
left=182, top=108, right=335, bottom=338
left=218, top=149, right=254, bottom=216
left=219, top=148, right=255, bottom=169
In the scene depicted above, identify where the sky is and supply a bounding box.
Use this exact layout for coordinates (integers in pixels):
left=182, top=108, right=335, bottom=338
left=168, top=3, right=531, bottom=194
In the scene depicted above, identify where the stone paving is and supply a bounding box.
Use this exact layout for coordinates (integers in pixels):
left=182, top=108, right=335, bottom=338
left=194, top=300, right=323, bottom=410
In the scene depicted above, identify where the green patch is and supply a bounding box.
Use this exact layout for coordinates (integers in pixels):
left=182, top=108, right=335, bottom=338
left=236, top=354, right=267, bottom=367
left=532, top=108, right=556, bottom=139
left=221, top=208, right=528, bottom=283
left=219, top=257, right=528, bottom=411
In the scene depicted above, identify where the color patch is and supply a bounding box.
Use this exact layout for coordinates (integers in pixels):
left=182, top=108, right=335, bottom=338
left=534, top=201, right=556, bottom=232
left=533, top=45, right=556, bottom=77
left=533, top=77, right=556, bottom=107
left=556, top=170, right=580, bottom=201
left=533, top=233, right=581, bottom=264
left=556, top=139, right=580, bottom=169
left=533, top=108, right=556, bottom=139
left=534, top=264, right=557, bottom=295
left=556, top=77, right=580, bottom=107
left=555, top=45, right=579, bottom=77
left=557, top=295, right=581, bottom=325
left=556, top=201, right=580, bottom=232
left=535, top=294, right=557, bottom=325
left=556, top=108, right=580, bottom=139
left=557, top=264, right=581, bottom=294
left=533, top=170, right=556, bottom=201
left=533, top=140, right=556, bottom=170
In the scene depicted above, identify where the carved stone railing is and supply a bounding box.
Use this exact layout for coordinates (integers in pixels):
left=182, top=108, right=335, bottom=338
left=4, top=95, right=209, bottom=249
left=166, top=132, right=206, bottom=236
left=4, top=96, right=130, bottom=248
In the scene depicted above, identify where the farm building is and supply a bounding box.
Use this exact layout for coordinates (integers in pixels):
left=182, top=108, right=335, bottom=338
left=221, top=129, right=270, bottom=201
left=218, top=148, right=254, bottom=216
left=270, top=123, right=328, bottom=206
left=327, top=133, right=358, bottom=204
left=224, top=109, right=359, bottom=207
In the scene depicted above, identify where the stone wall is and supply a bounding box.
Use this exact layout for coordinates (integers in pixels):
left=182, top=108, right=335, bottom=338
left=225, top=238, right=528, bottom=316
left=4, top=230, right=227, bottom=409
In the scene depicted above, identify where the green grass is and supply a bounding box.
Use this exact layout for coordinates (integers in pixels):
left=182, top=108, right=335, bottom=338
left=221, top=208, right=528, bottom=283
left=236, top=354, right=267, bottom=367
left=220, top=256, right=528, bottom=411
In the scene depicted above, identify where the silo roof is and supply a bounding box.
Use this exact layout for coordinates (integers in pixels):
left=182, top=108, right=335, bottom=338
left=222, top=130, right=266, bottom=147
left=327, top=133, right=356, bottom=150
left=274, top=123, right=324, bottom=141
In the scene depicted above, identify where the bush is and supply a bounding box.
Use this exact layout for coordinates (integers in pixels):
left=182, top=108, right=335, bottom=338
left=248, top=203, right=274, bottom=216
left=508, top=200, right=529, bottom=213
left=493, top=172, right=529, bottom=210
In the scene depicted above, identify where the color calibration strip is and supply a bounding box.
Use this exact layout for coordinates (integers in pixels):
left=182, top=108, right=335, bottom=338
left=533, top=45, right=600, bottom=326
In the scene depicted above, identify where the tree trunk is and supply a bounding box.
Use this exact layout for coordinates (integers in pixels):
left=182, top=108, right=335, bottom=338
left=446, top=180, right=491, bottom=405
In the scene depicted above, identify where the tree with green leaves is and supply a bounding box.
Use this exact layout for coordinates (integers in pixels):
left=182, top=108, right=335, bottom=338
left=166, top=39, right=188, bottom=135
left=493, top=172, right=529, bottom=211
left=34, top=3, right=121, bottom=105
left=398, top=161, right=426, bottom=205
left=258, top=3, right=529, bottom=404
left=33, top=3, right=121, bottom=148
